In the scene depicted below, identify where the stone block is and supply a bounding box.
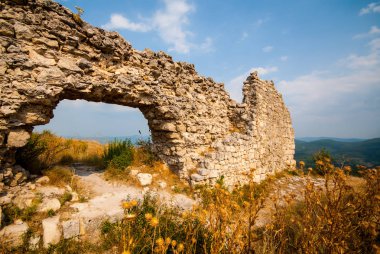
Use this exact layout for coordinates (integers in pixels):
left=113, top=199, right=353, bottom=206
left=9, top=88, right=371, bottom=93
left=0, top=222, right=29, bottom=247
left=62, top=219, right=80, bottom=239
left=38, top=198, right=61, bottom=212
left=137, top=173, right=153, bottom=186
left=42, top=215, right=61, bottom=248
left=7, top=130, right=30, bottom=148
left=190, top=173, right=204, bottom=182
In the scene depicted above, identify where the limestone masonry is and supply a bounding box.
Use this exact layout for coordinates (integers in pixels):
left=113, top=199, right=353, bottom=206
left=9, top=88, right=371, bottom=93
left=0, top=0, right=295, bottom=187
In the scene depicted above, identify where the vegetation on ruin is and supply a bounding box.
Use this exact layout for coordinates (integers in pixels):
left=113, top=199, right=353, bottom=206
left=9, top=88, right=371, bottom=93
left=16, top=130, right=104, bottom=174
left=3, top=161, right=379, bottom=253
left=4, top=132, right=380, bottom=253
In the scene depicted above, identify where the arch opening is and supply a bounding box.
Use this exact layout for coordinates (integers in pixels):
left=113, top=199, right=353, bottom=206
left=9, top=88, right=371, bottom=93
left=35, top=99, right=150, bottom=141
left=15, top=99, right=157, bottom=175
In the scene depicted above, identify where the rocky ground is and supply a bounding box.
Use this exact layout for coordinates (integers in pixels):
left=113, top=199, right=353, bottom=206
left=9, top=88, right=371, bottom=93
left=0, top=165, right=364, bottom=250
left=0, top=163, right=195, bottom=249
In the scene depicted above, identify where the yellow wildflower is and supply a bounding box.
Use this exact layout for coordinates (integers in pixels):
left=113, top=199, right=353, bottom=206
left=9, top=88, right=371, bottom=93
left=122, top=201, right=130, bottom=209
left=177, top=243, right=184, bottom=252
left=130, top=200, right=138, bottom=207
left=145, top=213, right=153, bottom=221
left=156, top=237, right=164, bottom=246
left=150, top=217, right=159, bottom=227
left=316, top=160, right=324, bottom=166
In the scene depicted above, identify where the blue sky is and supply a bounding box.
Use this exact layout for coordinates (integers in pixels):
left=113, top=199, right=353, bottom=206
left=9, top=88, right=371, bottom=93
left=37, top=0, right=380, bottom=138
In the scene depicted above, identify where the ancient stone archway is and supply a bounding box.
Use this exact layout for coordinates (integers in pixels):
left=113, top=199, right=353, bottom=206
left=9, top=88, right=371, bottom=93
left=0, top=0, right=295, bottom=186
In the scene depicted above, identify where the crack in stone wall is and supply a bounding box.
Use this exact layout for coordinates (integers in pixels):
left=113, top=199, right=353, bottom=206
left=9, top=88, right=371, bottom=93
left=0, top=0, right=295, bottom=187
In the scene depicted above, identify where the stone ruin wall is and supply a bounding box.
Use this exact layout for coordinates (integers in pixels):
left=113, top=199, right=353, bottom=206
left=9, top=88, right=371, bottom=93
left=0, top=0, right=295, bottom=188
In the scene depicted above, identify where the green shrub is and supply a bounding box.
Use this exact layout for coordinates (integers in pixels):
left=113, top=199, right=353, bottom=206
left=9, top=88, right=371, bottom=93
left=15, top=130, right=71, bottom=174
left=59, top=191, right=73, bottom=205
left=313, top=148, right=333, bottom=175
left=47, top=209, right=56, bottom=217
left=136, top=138, right=159, bottom=166
left=44, top=166, right=73, bottom=187
left=103, top=139, right=134, bottom=170
left=2, top=197, right=41, bottom=226
left=59, top=154, right=74, bottom=165
left=15, top=132, right=48, bottom=174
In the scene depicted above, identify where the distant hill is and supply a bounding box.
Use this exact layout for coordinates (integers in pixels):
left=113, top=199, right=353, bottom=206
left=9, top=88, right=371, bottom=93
left=67, top=135, right=379, bottom=168
left=295, top=138, right=380, bottom=168
left=297, top=137, right=366, bottom=142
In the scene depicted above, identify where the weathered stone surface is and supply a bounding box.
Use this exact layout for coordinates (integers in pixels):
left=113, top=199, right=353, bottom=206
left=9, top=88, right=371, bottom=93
left=0, top=206, right=2, bottom=228
left=130, top=169, right=139, bottom=176
left=38, top=198, right=61, bottom=212
left=36, top=176, right=50, bottom=185
left=62, top=219, right=80, bottom=239
left=13, top=193, right=35, bottom=209
left=191, top=173, right=205, bottom=182
left=29, top=235, right=41, bottom=250
left=158, top=180, right=167, bottom=189
left=0, top=222, right=29, bottom=247
left=57, top=57, right=82, bottom=72
left=0, top=20, right=14, bottom=37
left=137, top=173, right=153, bottom=186
left=7, top=130, right=30, bottom=148
left=0, top=0, right=295, bottom=187
left=42, top=215, right=61, bottom=248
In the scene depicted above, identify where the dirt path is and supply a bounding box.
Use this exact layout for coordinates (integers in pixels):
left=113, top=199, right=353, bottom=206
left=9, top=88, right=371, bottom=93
left=68, top=164, right=195, bottom=223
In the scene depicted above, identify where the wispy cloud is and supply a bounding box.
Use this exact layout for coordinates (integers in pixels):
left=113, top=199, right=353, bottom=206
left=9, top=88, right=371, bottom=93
left=240, top=32, right=249, bottom=41
left=278, top=38, right=380, bottom=137
left=226, top=66, right=278, bottom=102
left=353, top=25, right=380, bottom=39
left=262, top=45, right=273, bottom=53
left=359, top=2, right=380, bottom=15
left=199, top=37, right=214, bottom=52
left=103, top=14, right=151, bottom=32
left=254, top=18, right=269, bottom=28
left=102, top=0, right=211, bottom=54
left=66, top=100, right=138, bottom=112
left=280, top=56, right=288, bottom=62
left=152, top=0, right=195, bottom=53
left=341, top=38, right=380, bottom=69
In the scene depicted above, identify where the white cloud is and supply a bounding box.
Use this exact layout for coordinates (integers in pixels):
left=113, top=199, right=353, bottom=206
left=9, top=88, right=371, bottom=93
left=359, top=2, right=380, bottom=15
left=353, top=25, right=380, bottom=39
left=102, top=0, right=211, bottom=54
left=226, top=66, right=278, bottom=102
left=102, top=14, right=151, bottom=32
left=62, top=100, right=138, bottom=112
left=277, top=39, right=380, bottom=138
left=199, top=37, right=214, bottom=52
left=251, top=66, right=278, bottom=75
left=152, top=0, right=195, bottom=53
left=280, top=56, right=288, bottom=62
left=254, top=18, right=269, bottom=28
left=262, top=45, right=273, bottom=53
left=341, top=38, right=380, bottom=69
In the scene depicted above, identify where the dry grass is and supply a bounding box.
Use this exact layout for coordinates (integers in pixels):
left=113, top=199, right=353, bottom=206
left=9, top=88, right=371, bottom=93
left=103, top=163, right=379, bottom=254
left=16, top=131, right=105, bottom=173
left=11, top=133, right=380, bottom=253
left=58, top=139, right=104, bottom=167
left=103, top=144, right=190, bottom=193
left=43, top=166, right=74, bottom=187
